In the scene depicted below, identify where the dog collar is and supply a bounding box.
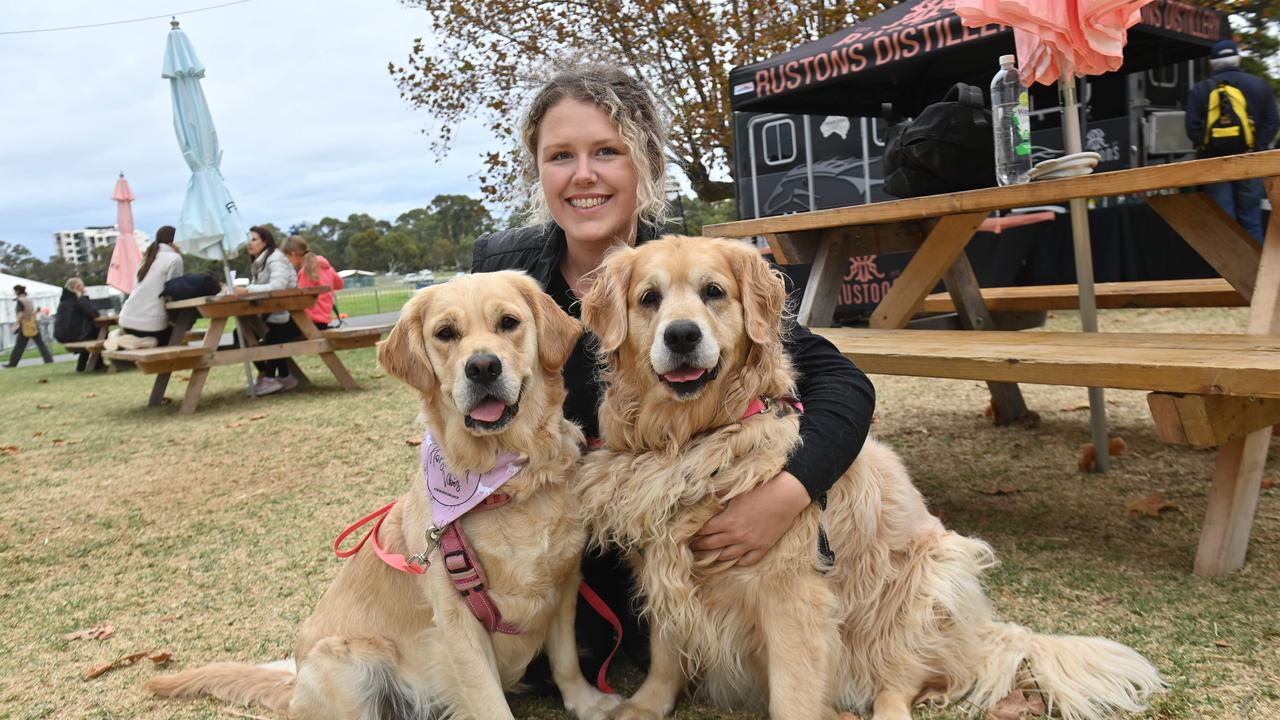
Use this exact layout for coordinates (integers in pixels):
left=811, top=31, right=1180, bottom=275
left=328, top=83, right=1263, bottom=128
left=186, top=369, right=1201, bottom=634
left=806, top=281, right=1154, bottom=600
left=741, top=396, right=804, bottom=420
left=422, top=431, right=523, bottom=528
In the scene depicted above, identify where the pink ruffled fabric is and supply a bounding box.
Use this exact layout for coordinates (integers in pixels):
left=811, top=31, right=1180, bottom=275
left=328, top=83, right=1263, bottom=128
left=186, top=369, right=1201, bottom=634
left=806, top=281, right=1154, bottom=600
left=953, top=0, right=1150, bottom=86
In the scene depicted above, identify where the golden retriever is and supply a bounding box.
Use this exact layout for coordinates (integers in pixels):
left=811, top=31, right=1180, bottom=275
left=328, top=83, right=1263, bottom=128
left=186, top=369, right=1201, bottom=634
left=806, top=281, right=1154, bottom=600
left=575, top=236, right=1164, bottom=720
left=147, top=271, right=620, bottom=720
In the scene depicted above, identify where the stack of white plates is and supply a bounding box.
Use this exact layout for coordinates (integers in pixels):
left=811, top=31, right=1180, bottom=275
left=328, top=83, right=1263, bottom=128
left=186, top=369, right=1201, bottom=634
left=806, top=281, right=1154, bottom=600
left=1028, top=151, right=1101, bottom=181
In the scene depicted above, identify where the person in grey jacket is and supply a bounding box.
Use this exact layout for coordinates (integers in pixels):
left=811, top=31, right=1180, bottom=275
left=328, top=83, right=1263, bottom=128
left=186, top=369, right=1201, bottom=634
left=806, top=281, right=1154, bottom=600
left=235, top=226, right=300, bottom=395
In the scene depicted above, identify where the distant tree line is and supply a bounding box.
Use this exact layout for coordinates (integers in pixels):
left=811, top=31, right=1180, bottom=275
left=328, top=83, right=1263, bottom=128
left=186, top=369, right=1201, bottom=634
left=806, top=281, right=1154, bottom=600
left=0, top=193, right=736, bottom=287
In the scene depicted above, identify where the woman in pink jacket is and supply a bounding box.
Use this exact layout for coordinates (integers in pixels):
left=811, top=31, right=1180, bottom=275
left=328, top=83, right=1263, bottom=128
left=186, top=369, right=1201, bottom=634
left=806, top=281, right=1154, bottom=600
left=284, top=236, right=344, bottom=328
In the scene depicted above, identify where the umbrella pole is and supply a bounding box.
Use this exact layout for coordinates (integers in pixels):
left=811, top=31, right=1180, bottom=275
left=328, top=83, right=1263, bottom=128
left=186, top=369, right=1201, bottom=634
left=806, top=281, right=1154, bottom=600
left=221, top=257, right=258, bottom=398
left=1059, top=74, right=1109, bottom=471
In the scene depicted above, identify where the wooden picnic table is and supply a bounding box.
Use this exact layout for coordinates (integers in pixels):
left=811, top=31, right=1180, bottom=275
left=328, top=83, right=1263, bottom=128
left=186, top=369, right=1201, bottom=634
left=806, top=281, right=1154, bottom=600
left=62, top=313, right=119, bottom=372
left=103, top=287, right=386, bottom=415
left=705, top=150, right=1280, bottom=576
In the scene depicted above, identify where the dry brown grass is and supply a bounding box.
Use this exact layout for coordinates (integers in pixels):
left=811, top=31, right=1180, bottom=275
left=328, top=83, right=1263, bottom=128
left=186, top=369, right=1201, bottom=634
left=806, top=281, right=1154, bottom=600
left=0, top=306, right=1276, bottom=719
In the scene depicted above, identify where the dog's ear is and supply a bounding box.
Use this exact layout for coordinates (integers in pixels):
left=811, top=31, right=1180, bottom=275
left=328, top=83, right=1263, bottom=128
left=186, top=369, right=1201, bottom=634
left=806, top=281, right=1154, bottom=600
left=726, top=239, right=786, bottom=348
left=580, top=246, right=636, bottom=354
left=377, top=290, right=437, bottom=397
left=516, top=274, right=583, bottom=372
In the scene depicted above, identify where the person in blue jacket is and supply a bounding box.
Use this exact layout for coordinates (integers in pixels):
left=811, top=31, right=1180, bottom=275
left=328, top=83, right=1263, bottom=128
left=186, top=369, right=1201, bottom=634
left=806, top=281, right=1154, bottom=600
left=1185, top=39, right=1279, bottom=243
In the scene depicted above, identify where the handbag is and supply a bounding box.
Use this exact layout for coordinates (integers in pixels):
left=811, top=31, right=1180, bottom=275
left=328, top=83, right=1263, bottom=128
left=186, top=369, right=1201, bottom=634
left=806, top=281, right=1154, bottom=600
left=20, top=316, right=38, bottom=337
left=162, top=273, right=222, bottom=301
left=882, top=83, right=998, bottom=198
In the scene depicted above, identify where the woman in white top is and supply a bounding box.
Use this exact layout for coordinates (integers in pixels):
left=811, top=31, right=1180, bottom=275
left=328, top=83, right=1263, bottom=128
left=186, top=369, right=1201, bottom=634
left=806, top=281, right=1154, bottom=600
left=117, top=225, right=184, bottom=346
left=236, top=225, right=299, bottom=395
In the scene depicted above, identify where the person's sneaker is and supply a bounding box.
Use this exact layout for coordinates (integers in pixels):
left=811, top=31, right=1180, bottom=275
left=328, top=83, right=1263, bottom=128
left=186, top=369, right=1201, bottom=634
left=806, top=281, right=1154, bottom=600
left=256, top=377, right=285, bottom=396
left=278, top=375, right=299, bottom=391
left=244, top=377, right=269, bottom=397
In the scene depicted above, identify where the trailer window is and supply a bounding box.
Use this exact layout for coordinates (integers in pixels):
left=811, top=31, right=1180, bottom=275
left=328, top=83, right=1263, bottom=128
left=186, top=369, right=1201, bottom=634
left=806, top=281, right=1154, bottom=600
left=762, top=119, right=797, bottom=165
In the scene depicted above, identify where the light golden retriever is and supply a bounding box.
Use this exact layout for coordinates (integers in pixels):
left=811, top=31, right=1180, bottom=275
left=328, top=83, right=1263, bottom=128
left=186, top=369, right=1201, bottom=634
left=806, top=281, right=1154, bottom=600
left=575, top=236, right=1164, bottom=720
left=147, top=271, right=619, bottom=720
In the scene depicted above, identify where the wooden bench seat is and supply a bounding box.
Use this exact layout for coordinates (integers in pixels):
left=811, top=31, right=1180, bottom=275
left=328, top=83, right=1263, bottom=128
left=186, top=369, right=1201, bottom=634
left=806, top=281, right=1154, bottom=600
left=322, top=325, right=390, bottom=350
left=62, top=339, right=106, bottom=352
left=816, top=329, right=1280, bottom=399
left=920, top=278, right=1247, bottom=313
left=102, top=346, right=212, bottom=374
left=817, top=327, right=1280, bottom=576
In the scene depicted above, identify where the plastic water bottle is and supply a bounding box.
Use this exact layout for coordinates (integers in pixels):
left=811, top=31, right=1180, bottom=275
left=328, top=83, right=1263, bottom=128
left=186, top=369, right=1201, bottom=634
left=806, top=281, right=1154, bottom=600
left=991, top=54, right=1032, bottom=185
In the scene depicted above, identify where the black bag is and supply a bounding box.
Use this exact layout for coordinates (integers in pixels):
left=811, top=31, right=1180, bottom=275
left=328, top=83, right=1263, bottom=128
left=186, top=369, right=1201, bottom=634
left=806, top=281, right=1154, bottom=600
left=882, top=83, right=998, bottom=198
left=162, top=272, right=221, bottom=301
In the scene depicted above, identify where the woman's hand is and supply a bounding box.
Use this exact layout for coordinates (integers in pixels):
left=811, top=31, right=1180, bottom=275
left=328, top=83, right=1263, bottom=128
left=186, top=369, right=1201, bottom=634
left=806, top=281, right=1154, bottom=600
left=690, top=470, right=810, bottom=568
left=234, top=286, right=249, bottom=295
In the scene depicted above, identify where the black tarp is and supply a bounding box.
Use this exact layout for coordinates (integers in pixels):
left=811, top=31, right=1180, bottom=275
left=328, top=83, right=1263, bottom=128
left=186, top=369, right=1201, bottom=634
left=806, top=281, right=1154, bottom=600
left=730, top=0, right=1230, bottom=117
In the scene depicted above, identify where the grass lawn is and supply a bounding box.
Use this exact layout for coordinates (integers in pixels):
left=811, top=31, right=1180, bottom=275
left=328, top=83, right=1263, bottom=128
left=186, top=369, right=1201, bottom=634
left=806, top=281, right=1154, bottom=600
left=0, top=307, right=1276, bottom=718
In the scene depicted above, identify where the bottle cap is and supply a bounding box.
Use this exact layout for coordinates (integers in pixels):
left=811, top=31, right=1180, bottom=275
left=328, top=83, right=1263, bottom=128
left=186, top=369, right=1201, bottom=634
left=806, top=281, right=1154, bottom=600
left=999, top=54, right=1016, bottom=66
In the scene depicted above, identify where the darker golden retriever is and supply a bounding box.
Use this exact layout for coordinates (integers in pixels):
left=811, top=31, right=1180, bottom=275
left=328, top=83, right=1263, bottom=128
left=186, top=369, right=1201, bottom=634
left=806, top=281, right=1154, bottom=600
left=147, top=271, right=619, bottom=720
left=575, top=236, right=1163, bottom=720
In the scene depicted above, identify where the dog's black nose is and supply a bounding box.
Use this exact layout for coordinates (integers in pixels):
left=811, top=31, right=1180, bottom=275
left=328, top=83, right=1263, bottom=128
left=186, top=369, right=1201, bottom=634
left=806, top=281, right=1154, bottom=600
left=465, top=353, right=503, bottom=384
left=663, top=321, right=702, bottom=355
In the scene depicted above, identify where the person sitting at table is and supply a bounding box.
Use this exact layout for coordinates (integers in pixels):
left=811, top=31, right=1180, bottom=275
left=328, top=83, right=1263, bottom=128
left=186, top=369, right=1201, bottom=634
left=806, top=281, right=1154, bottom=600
left=283, top=235, right=344, bottom=329
left=236, top=225, right=300, bottom=396
left=113, top=225, right=184, bottom=350
left=54, top=277, right=104, bottom=372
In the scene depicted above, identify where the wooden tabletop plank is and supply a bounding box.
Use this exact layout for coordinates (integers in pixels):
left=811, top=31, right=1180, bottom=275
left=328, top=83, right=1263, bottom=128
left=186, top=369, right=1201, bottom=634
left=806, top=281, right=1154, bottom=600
left=705, top=150, right=1280, bottom=238
left=165, top=286, right=327, bottom=310
left=815, top=328, right=1280, bottom=398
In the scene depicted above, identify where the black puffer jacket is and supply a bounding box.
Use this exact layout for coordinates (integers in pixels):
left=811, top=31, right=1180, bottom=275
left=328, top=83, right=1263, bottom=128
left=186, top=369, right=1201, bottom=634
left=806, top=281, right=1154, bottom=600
left=472, top=222, right=876, bottom=501
left=54, top=288, right=98, bottom=344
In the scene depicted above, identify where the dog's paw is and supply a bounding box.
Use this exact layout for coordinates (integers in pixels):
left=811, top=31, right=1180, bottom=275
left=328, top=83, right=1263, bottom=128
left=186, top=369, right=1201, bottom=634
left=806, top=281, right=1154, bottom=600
left=606, top=701, right=664, bottom=720
left=565, top=691, right=623, bottom=720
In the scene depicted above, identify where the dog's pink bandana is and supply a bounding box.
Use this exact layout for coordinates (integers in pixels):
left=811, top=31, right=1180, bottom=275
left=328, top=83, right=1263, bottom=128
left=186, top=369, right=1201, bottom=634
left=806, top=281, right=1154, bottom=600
left=422, top=431, right=523, bottom=527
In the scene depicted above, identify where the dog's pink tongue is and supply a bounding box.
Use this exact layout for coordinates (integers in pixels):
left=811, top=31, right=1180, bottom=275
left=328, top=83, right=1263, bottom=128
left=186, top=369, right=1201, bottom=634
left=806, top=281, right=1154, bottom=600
left=663, top=367, right=706, bottom=383
left=469, top=398, right=507, bottom=423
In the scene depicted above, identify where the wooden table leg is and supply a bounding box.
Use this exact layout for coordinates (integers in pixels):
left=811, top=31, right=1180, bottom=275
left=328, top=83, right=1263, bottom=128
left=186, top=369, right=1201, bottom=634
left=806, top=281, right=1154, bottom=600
left=942, top=254, right=1029, bottom=425
left=870, top=212, right=986, bottom=329
left=1146, top=193, right=1261, bottom=300
left=1193, top=176, right=1280, bottom=576
left=796, top=233, right=852, bottom=328
left=291, top=311, right=358, bottom=390
left=87, top=324, right=109, bottom=371
left=177, top=316, right=226, bottom=415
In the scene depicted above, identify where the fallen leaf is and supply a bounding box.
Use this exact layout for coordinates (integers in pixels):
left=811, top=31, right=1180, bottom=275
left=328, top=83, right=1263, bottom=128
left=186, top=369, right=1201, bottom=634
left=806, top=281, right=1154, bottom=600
left=369, top=373, right=385, bottom=379
left=1126, top=492, right=1178, bottom=518
left=1109, top=436, right=1127, bottom=456
left=985, top=688, right=1046, bottom=719
left=64, top=622, right=115, bottom=641
left=51, top=439, right=82, bottom=447
left=83, top=651, right=148, bottom=680
left=37, top=378, right=48, bottom=384
left=180, top=377, right=189, bottom=383
left=1213, top=639, right=1230, bottom=647
left=1, top=445, right=19, bottom=456
left=84, top=392, right=97, bottom=398
left=1078, top=443, right=1097, bottom=471
left=159, top=397, right=173, bottom=405
left=1261, top=476, right=1276, bottom=490
left=1060, top=403, right=1089, bottom=412
left=249, top=413, right=267, bottom=421
left=406, top=437, right=423, bottom=446
left=984, top=402, right=995, bottom=418
left=149, top=652, right=173, bottom=665
left=225, top=422, right=243, bottom=429
left=36, top=403, right=52, bottom=409
left=980, top=485, right=1020, bottom=496
left=32, top=431, right=44, bottom=437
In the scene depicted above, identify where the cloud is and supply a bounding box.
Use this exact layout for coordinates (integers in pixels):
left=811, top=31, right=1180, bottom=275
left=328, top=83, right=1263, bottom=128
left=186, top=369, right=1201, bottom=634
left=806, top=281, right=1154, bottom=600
left=0, top=0, right=498, bottom=259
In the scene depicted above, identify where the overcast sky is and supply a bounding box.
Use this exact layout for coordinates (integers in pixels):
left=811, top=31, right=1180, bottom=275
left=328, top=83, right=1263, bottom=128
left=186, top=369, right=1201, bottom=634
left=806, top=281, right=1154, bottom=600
left=0, top=0, right=494, bottom=259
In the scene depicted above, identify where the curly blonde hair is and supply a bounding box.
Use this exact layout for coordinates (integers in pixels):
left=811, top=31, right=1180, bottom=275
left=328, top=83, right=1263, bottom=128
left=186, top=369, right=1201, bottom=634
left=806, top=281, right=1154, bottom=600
left=520, top=63, right=669, bottom=233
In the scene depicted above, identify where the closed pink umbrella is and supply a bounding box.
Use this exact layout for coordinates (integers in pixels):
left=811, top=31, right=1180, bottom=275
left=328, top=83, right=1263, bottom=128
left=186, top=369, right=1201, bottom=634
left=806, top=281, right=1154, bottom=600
left=107, top=173, right=142, bottom=294
left=954, top=0, right=1152, bottom=471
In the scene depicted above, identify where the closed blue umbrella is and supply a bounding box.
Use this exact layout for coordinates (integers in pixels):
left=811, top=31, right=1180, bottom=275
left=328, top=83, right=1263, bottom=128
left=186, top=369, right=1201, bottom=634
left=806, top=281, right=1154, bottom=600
left=162, top=18, right=256, bottom=395
left=163, top=18, right=245, bottom=262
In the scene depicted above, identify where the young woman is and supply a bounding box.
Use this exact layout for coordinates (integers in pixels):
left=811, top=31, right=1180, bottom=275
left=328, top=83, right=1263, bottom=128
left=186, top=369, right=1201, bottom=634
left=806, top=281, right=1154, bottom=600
left=471, top=63, right=876, bottom=677
left=55, top=277, right=102, bottom=371
left=5, top=284, right=54, bottom=367
left=236, top=226, right=300, bottom=395
left=116, top=225, right=184, bottom=348
left=283, top=235, right=344, bottom=329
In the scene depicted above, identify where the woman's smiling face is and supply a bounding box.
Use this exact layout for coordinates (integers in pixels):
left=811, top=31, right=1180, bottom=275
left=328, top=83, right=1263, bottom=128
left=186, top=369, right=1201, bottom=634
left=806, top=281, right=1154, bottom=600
left=537, top=97, right=640, bottom=248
